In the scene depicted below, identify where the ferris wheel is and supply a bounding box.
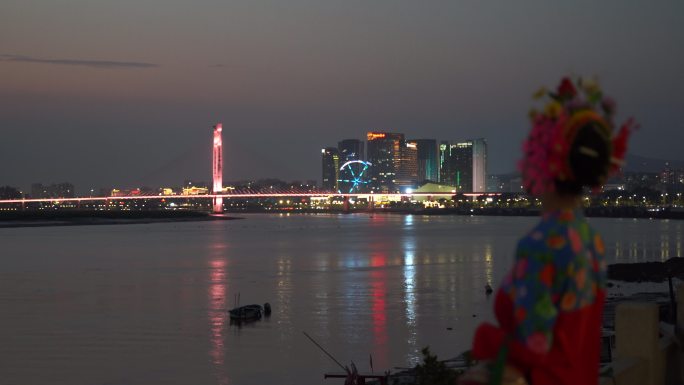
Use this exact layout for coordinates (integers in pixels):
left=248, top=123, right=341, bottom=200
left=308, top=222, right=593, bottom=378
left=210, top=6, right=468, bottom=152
left=337, top=160, right=372, bottom=193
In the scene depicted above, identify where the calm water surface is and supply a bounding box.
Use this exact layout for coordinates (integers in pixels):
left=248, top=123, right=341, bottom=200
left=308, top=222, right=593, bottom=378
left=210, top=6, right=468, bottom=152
left=0, top=214, right=681, bottom=385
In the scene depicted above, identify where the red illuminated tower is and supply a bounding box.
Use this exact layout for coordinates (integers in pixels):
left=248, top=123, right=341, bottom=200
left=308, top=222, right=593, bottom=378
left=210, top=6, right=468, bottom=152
left=212, top=123, right=223, bottom=213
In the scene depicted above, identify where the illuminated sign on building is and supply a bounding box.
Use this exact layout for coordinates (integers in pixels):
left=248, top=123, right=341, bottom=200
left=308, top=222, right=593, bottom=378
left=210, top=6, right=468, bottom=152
left=367, top=132, right=387, bottom=140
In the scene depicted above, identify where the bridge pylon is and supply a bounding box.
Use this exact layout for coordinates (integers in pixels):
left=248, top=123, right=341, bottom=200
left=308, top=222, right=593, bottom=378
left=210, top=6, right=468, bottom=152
left=212, top=123, right=223, bottom=214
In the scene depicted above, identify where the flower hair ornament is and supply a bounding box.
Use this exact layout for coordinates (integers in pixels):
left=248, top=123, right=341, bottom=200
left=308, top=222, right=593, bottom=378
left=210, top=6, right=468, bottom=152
left=519, top=77, right=637, bottom=196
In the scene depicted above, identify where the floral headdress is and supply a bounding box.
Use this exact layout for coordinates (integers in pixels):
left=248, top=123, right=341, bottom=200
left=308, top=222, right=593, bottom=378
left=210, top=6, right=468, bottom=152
left=519, top=77, right=637, bottom=196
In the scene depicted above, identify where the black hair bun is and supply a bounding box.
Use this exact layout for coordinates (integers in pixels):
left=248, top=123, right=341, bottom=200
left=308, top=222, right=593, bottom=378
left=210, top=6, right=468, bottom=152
left=555, top=122, right=611, bottom=195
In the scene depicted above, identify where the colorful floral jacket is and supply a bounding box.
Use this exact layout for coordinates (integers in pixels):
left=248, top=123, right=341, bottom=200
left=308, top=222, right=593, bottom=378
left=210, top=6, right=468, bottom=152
left=472, top=209, right=606, bottom=385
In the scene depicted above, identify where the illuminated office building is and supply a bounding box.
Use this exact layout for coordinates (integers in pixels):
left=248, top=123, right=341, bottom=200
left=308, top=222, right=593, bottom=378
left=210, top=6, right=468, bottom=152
left=366, top=132, right=404, bottom=192
left=338, top=139, right=364, bottom=162
left=410, top=139, right=439, bottom=183
left=338, top=139, right=365, bottom=186
left=321, top=147, right=340, bottom=191
left=439, top=138, right=487, bottom=192
left=396, top=140, right=419, bottom=189
left=472, top=138, right=487, bottom=192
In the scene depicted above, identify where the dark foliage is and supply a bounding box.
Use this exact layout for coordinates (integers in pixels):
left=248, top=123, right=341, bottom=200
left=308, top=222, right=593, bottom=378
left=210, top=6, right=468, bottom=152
left=414, top=346, right=458, bottom=385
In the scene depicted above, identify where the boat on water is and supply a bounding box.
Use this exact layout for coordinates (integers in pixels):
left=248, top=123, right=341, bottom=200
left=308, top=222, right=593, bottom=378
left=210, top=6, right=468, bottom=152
left=228, top=304, right=263, bottom=321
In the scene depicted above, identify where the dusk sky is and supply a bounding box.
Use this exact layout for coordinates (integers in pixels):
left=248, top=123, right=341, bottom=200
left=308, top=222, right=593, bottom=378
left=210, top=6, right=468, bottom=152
left=2, top=1, right=683, bottom=193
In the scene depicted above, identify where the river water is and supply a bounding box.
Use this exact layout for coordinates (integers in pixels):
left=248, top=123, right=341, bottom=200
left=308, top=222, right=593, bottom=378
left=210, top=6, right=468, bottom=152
left=0, top=214, right=681, bottom=385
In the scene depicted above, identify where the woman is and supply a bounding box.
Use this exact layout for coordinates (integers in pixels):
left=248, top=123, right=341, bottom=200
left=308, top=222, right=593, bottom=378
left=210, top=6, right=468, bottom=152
left=468, top=77, right=634, bottom=385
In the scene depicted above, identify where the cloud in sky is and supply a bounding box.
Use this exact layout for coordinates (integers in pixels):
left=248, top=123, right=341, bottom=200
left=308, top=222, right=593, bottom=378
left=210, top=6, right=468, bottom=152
left=0, top=54, right=158, bottom=69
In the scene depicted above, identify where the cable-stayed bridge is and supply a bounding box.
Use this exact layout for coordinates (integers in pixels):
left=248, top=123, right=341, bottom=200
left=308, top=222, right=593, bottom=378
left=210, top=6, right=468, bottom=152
left=0, top=123, right=487, bottom=208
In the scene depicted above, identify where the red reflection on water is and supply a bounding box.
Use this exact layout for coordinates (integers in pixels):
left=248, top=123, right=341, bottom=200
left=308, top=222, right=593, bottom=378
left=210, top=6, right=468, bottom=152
left=370, top=254, right=385, bottom=268
left=369, top=252, right=388, bottom=369
left=369, top=214, right=386, bottom=225
left=208, top=258, right=228, bottom=385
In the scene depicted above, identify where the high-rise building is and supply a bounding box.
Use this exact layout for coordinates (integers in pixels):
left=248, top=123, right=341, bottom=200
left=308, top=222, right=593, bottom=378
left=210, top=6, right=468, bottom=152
left=337, top=139, right=365, bottom=189
left=439, top=138, right=487, bottom=192
left=472, top=139, right=487, bottom=192
left=660, top=163, right=684, bottom=194
left=486, top=174, right=503, bottom=193
left=321, top=147, right=340, bottom=191
left=411, top=139, right=439, bottom=183
left=30, top=182, right=75, bottom=198
left=439, top=142, right=471, bottom=190
left=338, top=139, right=364, bottom=163
left=396, top=140, right=419, bottom=189
left=366, top=132, right=404, bottom=192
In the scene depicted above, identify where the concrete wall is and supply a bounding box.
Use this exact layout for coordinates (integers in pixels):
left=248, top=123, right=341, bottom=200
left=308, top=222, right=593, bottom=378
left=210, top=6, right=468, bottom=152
left=601, top=287, right=684, bottom=385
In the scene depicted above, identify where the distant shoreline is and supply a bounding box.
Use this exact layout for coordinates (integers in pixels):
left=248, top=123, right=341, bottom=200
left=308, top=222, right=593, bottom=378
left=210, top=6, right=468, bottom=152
left=0, top=210, right=241, bottom=228
left=1, top=206, right=682, bottom=228
left=223, top=207, right=684, bottom=220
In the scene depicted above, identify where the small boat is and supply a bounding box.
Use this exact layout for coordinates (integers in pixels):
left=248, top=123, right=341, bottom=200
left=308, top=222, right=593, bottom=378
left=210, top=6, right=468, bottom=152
left=229, top=304, right=263, bottom=321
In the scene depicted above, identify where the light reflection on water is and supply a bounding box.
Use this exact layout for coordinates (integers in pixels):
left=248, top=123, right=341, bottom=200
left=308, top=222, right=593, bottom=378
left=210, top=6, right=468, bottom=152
left=594, top=218, right=683, bottom=262
left=484, top=244, right=494, bottom=285
left=0, top=214, right=680, bottom=385
left=208, top=259, right=228, bottom=385
left=403, top=249, right=418, bottom=363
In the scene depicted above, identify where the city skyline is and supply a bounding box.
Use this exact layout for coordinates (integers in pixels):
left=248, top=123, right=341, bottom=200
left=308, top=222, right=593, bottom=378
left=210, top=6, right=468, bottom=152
left=2, top=2, right=683, bottom=191
left=7, top=130, right=684, bottom=196
left=322, top=132, right=488, bottom=193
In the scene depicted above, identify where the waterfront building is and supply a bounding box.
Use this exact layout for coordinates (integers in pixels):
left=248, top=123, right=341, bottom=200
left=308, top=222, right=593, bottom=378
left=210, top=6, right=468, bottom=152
left=439, top=138, right=487, bottom=192
left=411, top=182, right=458, bottom=202
left=659, top=164, right=684, bottom=194
left=338, top=139, right=366, bottom=189
left=439, top=142, right=471, bottom=191
left=338, top=139, right=364, bottom=162
left=472, top=139, right=487, bottom=192
left=487, top=174, right=503, bottom=192
left=30, top=182, right=75, bottom=198
left=509, top=176, right=524, bottom=193
left=182, top=186, right=209, bottom=195
left=321, top=147, right=340, bottom=191
left=184, top=180, right=209, bottom=189
left=0, top=186, right=21, bottom=199
left=410, top=139, right=439, bottom=183
left=366, top=132, right=404, bottom=192
left=396, top=140, right=419, bottom=190
left=623, top=172, right=659, bottom=192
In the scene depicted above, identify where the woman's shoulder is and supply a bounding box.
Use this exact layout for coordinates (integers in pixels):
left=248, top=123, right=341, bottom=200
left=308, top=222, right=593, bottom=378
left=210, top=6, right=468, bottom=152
left=516, top=217, right=571, bottom=256
left=515, top=214, right=604, bottom=271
